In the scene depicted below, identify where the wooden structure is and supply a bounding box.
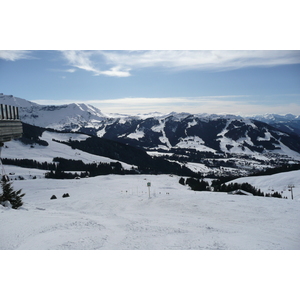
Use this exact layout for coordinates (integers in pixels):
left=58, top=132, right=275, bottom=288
left=0, top=104, right=23, bottom=144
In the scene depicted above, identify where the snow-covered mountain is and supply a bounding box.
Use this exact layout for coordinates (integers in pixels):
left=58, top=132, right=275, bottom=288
left=251, top=113, right=300, bottom=122
left=96, top=113, right=300, bottom=158
left=0, top=93, right=107, bottom=130
left=250, top=113, right=300, bottom=137
left=1, top=93, right=300, bottom=166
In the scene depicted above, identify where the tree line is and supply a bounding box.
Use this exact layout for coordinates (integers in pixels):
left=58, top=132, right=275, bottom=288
left=52, top=138, right=199, bottom=177
left=180, top=177, right=282, bottom=198
left=2, top=158, right=56, bottom=170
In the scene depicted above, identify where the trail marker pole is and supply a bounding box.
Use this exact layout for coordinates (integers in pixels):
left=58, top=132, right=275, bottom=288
left=288, top=184, right=294, bottom=200
left=147, top=182, right=151, bottom=198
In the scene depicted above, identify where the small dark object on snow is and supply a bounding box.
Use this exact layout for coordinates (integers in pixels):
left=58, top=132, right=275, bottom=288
left=50, top=195, right=57, bottom=199
left=62, top=193, right=70, bottom=198
left=36, top=207, right=45, bottom=211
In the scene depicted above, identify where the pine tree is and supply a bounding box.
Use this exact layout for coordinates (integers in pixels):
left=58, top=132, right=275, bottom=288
left=179, top=177, right=185, bottom=185
left=0, top=179, right=25, bottom=209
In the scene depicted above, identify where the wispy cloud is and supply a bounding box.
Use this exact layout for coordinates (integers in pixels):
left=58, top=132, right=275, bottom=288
left=60, top=50, right=131, bottom=77
left=60, top=50, right=98, bottom=73
left=90, top=97, right=300, bottom=115
left=33, top=95, right=300, bottom=115
left=99, top=50, right=300, bottom=72
left=0, top=50, right=33, bottom=61
left=49, top=68, right=77, bottom=73
left=65, top=68, right=76, bottom=73
left=100, top=66, right=131, bottom=77
left=59, top=50, right=300, bottom=78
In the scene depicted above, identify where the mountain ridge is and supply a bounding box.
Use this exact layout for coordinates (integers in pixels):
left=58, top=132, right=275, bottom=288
left=2, top=93, right=299, bottom=132
left=1, top=93, right=300, bottom=172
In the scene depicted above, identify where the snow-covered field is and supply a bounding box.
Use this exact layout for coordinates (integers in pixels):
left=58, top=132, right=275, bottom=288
left=1, top=168, right=299, bottom=250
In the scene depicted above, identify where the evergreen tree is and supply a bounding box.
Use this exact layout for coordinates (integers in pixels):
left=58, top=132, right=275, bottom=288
left=179, top=177, right=185, bottom=185
left=0, top=179, right=25, bottom=209
left=186, top=177, right=209, bottom=191
left=271, top=191, right=282, bottom=198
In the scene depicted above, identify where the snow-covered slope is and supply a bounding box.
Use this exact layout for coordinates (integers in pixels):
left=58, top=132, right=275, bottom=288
left=1, top=172, right=299, bottom=250
left=229, top=169, right=300, bottom=199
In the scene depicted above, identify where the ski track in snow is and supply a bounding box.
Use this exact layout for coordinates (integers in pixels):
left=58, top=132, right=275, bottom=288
left=1, top=171, right=300, bottom=250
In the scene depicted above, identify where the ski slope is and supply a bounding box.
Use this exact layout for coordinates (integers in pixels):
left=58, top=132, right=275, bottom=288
left=1, top=170, right=299, bottom=250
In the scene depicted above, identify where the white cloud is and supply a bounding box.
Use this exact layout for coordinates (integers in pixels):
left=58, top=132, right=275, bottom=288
left=59, top=50, right=300, bottom=77
left=0, top=50, right=33, bottom=61
left=60, top=50, right=99, bottom=74
left=60, top=50, right=131, bottom=77
left=94, top=98, right=300, bottom=115
left=49, top=68, right=77, bottom=73
left=99, top=66, right=131, bottom=77
left=99, top=50, right=300, bottom=72
left=34, top=96, right=300, bottom=116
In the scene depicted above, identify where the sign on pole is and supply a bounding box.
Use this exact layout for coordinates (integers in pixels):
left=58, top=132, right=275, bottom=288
left=288, top=184, right=295, bottom=200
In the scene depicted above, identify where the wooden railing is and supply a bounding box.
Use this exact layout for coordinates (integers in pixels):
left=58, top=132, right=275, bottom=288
left=0, top=104, right=20, bottom=120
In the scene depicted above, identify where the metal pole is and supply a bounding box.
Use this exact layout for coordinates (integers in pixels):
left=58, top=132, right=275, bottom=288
left=288, top=184, right=294, bottom=200
left=147, top=182, right=151, bottom=198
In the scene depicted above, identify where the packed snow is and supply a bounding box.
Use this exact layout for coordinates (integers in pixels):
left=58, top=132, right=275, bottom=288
left=1, top=169, right=299, bottom=250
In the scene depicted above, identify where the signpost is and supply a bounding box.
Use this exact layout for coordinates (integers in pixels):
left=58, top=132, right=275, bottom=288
left=147, top=182, right=151, bottom=198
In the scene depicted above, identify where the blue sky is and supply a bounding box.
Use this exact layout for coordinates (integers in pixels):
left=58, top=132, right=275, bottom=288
left=1, top=50, right=300, bottom=115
